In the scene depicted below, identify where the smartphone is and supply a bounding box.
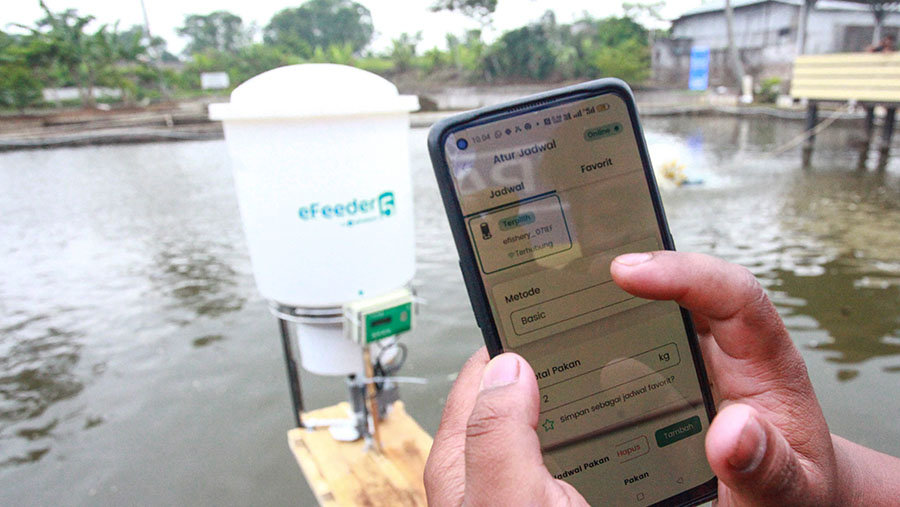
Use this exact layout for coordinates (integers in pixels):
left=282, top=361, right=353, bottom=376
left=427, top=79, right=717, bottom=506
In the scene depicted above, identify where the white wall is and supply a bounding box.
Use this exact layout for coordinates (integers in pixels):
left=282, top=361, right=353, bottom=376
left=42, top=88, right=122, bottom=102
left=671, top=1, right=900, bottom=54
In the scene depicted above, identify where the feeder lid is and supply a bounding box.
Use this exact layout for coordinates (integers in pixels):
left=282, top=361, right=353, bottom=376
left=209, top=64, right=419, bottom=121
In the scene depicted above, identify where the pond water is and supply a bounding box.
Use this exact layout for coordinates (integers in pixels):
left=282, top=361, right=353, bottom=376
left=1, top=116, right=899, bottom=505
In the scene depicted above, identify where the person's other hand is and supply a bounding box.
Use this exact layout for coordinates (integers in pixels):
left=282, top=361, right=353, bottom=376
left=611, top=251, right=841, bottom=505
left=423, top=347, right=588, bottom=506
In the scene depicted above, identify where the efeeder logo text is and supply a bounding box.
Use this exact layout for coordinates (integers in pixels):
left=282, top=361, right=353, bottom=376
left=298, top=191, right=395, bottom=227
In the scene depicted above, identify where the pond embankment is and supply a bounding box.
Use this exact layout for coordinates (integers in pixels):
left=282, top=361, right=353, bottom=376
left=0, top=99, right=222, bottom=151
left=0, top=87, right=872, bottom=152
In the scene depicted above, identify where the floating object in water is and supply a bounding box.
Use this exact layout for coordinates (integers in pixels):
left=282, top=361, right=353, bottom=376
left=660, top=160, right=687, bottom=186
left=657, top=159, right=703, bottom=187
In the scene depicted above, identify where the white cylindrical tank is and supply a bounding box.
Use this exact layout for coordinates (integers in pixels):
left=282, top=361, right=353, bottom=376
left=210, top=64, right=418, bottom=375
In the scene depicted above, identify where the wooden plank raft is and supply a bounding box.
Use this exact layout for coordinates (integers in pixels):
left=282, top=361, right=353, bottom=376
left=287, top=401, right=433, bottom=506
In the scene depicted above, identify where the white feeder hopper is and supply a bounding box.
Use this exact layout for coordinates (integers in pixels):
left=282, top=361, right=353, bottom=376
left=210, top=64, right=418, bottom=376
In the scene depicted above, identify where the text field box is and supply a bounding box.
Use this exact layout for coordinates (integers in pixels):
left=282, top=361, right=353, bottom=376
left=511, top=280, right=635, bottom=336
left=540, top=342, right=681, bottom=414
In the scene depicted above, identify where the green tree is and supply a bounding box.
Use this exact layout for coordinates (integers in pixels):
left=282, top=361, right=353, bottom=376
left=587, top=38, right=650, bottom=82
left=177, top=11, right=250, bottom=55
left=16, top=2, right=135, bottom=107
left=98, top=25, right=162, bottom=103
left=182, top=44, right=299, bottom=90
left=390, top=32, right=422, bottom=73
left=233, top=44, right=301, bottom=83
left=0, top=30, right=18, bottom=66
left=565, top=14, right=651, bottom=81
left=593, top=16, right=648, bottom=48
left=0, top=31, right=44, bottom=111
left=24, top=2, right=98, bottom=106
left=485, top=12, right=562, bottom=81
left=17, top=2, right=162, bottom=107
left=0, top=29, right=13, bottom=54
left=420, top=46, right=448, bottom=74
left=308, top=43, right=356, bottom=65
left=431, top=0, right=497, bottom=19
left=0, top=66, right=43, bottom=111
left=446, top=30, right=486, bottom=75
left=432, top=0, right=496, bottom=80
left=264, top=0, right=374, bottom=57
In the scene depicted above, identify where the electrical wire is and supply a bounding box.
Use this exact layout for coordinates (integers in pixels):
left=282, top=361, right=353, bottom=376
left=769, top=103, right=853, bottom=156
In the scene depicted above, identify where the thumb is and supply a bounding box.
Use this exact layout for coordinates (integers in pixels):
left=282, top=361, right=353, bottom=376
left=463, top=353, right=583, bottom=505
left=706, top=404, right=817, bottom=505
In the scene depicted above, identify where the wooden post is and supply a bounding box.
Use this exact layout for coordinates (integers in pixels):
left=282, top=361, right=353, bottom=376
left=865, top=106, right=876, bottom=140
left=802, top=101, right=818, bottom=167
left=857, top=106, right=876, bottom=170
left=882, top=108, right=896, bottom=150
left=878, top=107, right=896, bottom=170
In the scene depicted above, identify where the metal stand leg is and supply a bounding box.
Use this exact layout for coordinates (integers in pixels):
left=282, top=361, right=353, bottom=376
left=278, top=318, right=305, bottom=428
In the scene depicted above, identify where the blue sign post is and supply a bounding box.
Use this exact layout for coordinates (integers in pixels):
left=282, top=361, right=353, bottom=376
left=689, top=46, right=710, bottom=91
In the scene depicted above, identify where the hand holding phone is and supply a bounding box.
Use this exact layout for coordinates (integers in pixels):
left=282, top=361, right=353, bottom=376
left=425, top=250, right=844, bottom=507
left=427, top=80, right=717, bottom=505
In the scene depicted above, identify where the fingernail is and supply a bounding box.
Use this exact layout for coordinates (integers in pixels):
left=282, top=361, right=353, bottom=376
left=614, top=252, right=653, bottom=266
left=480, top=354, right=520, bottom=391
left=728, top=411, right=767, bottom=473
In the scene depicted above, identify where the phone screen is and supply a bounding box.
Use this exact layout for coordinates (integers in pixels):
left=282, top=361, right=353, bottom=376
left=440, top=91, right=715, bottom=505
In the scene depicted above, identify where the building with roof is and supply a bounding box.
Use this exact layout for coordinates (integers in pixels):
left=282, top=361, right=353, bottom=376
left=652, top=0, right=900, bottom=88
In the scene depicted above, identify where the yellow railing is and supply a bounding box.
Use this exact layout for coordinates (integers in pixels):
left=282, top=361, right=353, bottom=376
left=791, top=52, right=900, bottom=103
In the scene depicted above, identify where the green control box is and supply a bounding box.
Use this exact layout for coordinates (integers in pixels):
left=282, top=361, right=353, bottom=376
left=343, top=288, right=414, bottom=344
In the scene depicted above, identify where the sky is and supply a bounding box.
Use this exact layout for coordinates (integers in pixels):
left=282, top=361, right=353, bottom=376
left=2, top=0, right=706, bottom=54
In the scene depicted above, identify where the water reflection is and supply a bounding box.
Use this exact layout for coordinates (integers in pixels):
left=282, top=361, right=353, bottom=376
left=646, top=114, right=900, bottom=382
left=770, top=168, right=900, bottom=371
left=0, top=141, right=251, bottom=486
left=0, top=312, right=83, bottom=467
left=774, top=257, right=900, bottom=366
left=779, top=171, right=900, bottom=262
left=150, top=240, right=246, bottom=322
left=0, top=315, right=83, bottom=422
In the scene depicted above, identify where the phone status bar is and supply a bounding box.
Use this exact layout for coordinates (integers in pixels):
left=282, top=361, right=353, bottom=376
left=458, top=101, right=611, bottom=150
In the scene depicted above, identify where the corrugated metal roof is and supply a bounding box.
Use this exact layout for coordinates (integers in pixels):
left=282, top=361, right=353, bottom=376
left=676, top=0, right=883, bottom=19
left=679, top=0, right=794, bottom=17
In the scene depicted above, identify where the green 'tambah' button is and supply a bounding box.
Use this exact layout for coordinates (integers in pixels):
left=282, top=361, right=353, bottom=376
left=655, top=416, right=702, bottom=447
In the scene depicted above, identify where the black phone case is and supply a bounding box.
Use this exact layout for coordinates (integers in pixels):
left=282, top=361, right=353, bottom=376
left=427, top=78, right=718, bottom=507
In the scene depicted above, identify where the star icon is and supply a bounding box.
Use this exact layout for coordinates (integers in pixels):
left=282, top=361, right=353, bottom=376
left=542, top=419, right=554, bottom=432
